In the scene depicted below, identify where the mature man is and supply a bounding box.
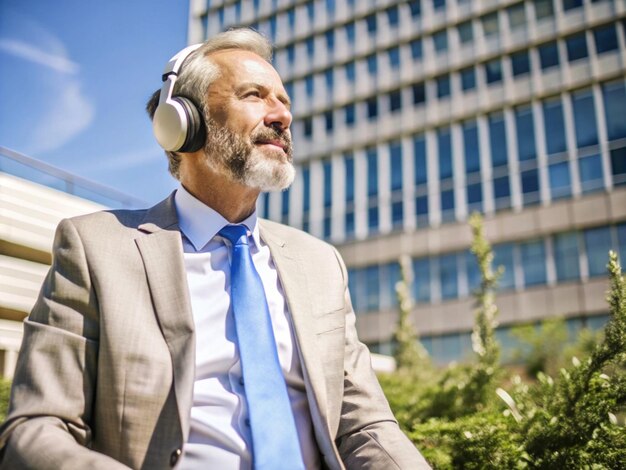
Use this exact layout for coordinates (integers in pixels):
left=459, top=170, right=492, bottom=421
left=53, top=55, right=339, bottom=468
left=0, top=29, right=430, bottom=469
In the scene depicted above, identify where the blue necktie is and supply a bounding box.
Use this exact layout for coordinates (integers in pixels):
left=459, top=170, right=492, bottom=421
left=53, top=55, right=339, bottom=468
left=219, top=225, right=305, bottom=470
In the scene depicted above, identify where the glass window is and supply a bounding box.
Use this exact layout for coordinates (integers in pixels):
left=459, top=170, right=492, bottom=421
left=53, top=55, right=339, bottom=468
left=549, top=161, right=572, bottom=199
left=345, top=154, right=354, bottom=203
left=367, top=97, right=378, bottom=119
left=389, top=90, right=402, bottom=112
left=433, top=30, right=448, bottom=53
left=415, top=195, right=428, bottom=222
left=566, top=32, right=588, bottom=62
left=366, top=54, right=377, bottom=74
left=521, top=240, right=547, bottom=286
left=367, top=147, right=378, bottom=196
left=381, top=263, right=401, bottom=309
left=324, top=111, right=333, bottom=132
left=302, top=166, right=310, bottom=231
left=578, top=154, right=604, bottom=193
left=305, top=76, right=314, bottom=97
left=306, top=1, right=314, bottom=20
left=409, top=0, right=421, bottom=17
left=489, top=114, right=508, bottom=167
left=467, top=183, right=483, bottom=212
left=458, top=20, right=473, bottom=43
left=390, top=141, right=403, bottom=192
left=485, top=59, right=503, bottom=84
left=345, top=103, right=355, bottom=125
left=482, top=12, right=499, bottom=37
left=585, top=226, right=613, bottom=277
left=438, top=128, right=453, bottom=180
left=281, top=189, right=289, bottom=224
left=441, top=190, right=455, bottom=221
left=387, top=5, right=399, bottom=26
left=348, top=268, right=360, bottom=312
left=602, top=81, right=626, bottom=141
left=554, top=232, right=580, bottom=281
left=392, top=200, right=403, bottom=228
left=460, top=66, right=476, bottom=91
left=411, top=39, right=423, bottom=59
left=413, top=83, right=426, bottom=104
left=303, top=117, right=312, bottom=137
left=521, top=169, right=540, bottom=205
left=437, top=75, right=451, bottom=98
left=433, top=0, right=446, bottom=10
left=572, top=89, right=599, bottom=148
left=594, top=24, right=619, bottom=54
left=414, top=135, right=427, bottom=185
left=287, top=44, right=295, bottom=64
left=463, top=120, right=480, bottom=173
left=364, top=266, right=380, bottom=311
left=617, top=223, right=626, bottom=267
left=515, top=105, right=537, bottom=162
left=511, top=50, right=531, bottom=76
left=388, top=47, right=401, bottom=68
left=534, top=0, right=554, bottom=20
left=323, top=160, right=332, bottom=208
left=610, top=147, right=626, bottom=186
left=345, top=22, right=355, bottom=44
left=494, top=176, right=511, bottom=209
left=413, top=258, right=431, bottom=303
left=345, top=61, right=355, bottom=82
left=365, top=13, right=377, bottom=34
left=539, top=41, right=560, bottom=69
left=494, top=243, right=515, bottom=290
left=439, top=254, right=459, bottom=300
left=508, top=3, right=526, bottom=29
left=543, top=98, right=567, bottom=155
left=324, top=69, right=333, bottom=89
left=306, top=37, right=315, bottom=57
left=563, top=0, right=583, bottom=10
left=325, top=29, right=335, bottom=51
left=465, top=250, right=480, bottom=294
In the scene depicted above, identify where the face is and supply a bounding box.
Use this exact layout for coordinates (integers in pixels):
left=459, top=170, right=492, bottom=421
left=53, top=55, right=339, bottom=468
left=201, top=50, right=295, bottom=192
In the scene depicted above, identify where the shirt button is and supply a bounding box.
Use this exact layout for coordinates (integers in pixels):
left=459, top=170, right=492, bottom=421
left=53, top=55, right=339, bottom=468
left=170, top=448, right=182, bottom=467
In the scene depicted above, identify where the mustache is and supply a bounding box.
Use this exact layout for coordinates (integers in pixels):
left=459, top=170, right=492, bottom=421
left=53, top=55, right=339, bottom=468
left=252, top=127, right=292, bottom=151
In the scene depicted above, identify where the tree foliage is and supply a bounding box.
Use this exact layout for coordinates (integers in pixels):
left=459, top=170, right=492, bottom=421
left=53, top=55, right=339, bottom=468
left=381, top=214, right=626, bottom=469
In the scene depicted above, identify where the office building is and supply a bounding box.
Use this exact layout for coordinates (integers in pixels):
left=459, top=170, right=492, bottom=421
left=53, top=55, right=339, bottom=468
left=190, top=0, right=626, bottom=362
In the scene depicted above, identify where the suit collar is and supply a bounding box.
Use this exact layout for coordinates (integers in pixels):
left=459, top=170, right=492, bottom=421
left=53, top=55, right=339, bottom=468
left=138, top=192, right=179, bottom=233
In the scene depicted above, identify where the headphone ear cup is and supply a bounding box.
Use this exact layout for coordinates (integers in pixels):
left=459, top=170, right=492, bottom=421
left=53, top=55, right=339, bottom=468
left=174, top=96, right=206, bottom=153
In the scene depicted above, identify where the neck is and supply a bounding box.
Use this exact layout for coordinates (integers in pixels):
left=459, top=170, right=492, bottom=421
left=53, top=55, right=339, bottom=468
left=179, top=156, right=260, bottom=223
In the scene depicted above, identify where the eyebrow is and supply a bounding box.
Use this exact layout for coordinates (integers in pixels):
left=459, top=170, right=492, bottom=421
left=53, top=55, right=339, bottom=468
left=236, top=82, right=292, bottom=108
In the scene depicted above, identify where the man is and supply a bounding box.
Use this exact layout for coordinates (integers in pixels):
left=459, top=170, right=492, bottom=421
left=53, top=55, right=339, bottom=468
left=0, top=29, right=430, bottom=469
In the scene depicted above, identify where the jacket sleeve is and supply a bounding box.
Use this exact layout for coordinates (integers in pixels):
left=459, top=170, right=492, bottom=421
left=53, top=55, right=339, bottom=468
left=332, top=248, right=431, bottom=469
left=0, top=218, right=130, bottom=469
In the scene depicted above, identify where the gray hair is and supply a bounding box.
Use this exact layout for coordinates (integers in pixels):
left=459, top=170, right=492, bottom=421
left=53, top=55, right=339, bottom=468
left=146, top=28, right=273, bottom=179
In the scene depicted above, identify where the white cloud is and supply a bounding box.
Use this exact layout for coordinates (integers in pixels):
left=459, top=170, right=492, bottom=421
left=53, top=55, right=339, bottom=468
left=0, top=38, right=79, bottom=74
left=78, top=147, right=165, bottom=173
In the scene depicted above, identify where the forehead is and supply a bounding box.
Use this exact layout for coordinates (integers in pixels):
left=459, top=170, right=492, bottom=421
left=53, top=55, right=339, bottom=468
left=208, top=49, right=285, bottom=91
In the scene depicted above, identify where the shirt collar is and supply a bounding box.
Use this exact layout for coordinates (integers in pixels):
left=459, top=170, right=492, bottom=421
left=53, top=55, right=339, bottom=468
left=174, top=184, right=261, bottom=251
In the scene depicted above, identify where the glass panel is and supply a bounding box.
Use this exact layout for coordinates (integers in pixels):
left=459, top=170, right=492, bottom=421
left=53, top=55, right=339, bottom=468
left=584, top=226, right=613, bottom=277
left=441, top=190, right=455, bottom=222
left=345, top=103, right=355, bottom=125
left=367, top=147, right=378, bottom=196
left=387, top=5, right=399, bottom=26
left=365, top=13, right=377, bottom=34
left=610, top=147, right=626, bottom=186
left=515, top=105, right=537, bottom=162
left=433, top=30, right=448, bottom=54
left=566, top=32, right=588, bottom=62
left=521, top=169, right=540, bottom=205
left=389, top=90, right=402, bottom=112
left=507, top=3, right=526, bottom=29
left=572, top=89, right=598, bottom=148
left=617, top=223, right=626, bottom=268
left=438, top=128, right=453, bottom=180
left=390, top=141, right=403, bottom=191
left=578, top=154, right=604, bottom=193
left=302, top=166, right=310, bottom=212
left=367, top=97, right=378, bottom=119
left=494, top=243, right=515, bottom=290
left=542, top=98, right=567, bottom=155
left=345, top=154, right=354, bottom=203
left=602, top=81, right=626, bottom=141
left=323, top=160, right=332, bottom=208
left=465, top=250, right=480, bottom=294
left=433, top=0, right=446, bottom=10
left=437, top=75, right=451, bottom=98
left=413, top=83, right=426, bottom=104
left=467, top=183, right=483, bottom=212
left=549, top=161, right=572, bottom=199
left=539, top=41, right=559, bottom=70
left=413, top=258, right=431, bottom=303
left=458, top=21, right=473, bottom=43
left=554, top=232, right=580, bottom=281
left=439, top=254, right=459, bottom=300
left=461, top=66, right=476, bottom=91
left=485, top=59, right=502, bottom=84
left=489, top=114, right=508, bottom=167
left=414, top=135, right=427, bottom=185
left=482, top=12, right=499, bottom=36
left=521, top=240, right=547, bottom=286
left=463, top=120, right=481, bottom=173
left=411, top=39, right=423, bottom=59
left=534, top=0, right=554, bottom=20
left=364, top=266, right=380, bottom=311
left=388, top=47, right=400, bottom=68
left=511, top=50, right=531, bottom=76
left=345, top=61, right=355, bottom=82
left=409, top=0, right=421, bottom=17
left=563, top=0, right=583, bottom=10
left=594, top=24, right=619, bottom=54
left=493, top=176, right=511, bottom=210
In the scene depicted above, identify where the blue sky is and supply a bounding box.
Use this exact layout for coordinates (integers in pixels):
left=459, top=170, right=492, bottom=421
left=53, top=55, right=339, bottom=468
left=0, top=0, right=190, bottom=205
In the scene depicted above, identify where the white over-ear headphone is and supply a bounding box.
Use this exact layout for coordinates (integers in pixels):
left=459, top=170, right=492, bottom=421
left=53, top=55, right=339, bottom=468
left=152, top=44, right=207, bottom=153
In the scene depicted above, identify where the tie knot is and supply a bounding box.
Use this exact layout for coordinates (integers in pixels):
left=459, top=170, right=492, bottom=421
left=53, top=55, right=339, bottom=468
left=219, top=224, right=249, bottom=246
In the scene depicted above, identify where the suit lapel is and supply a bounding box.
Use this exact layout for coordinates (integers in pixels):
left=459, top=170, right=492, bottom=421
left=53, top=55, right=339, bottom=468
left=259, top=221, right=336, bottom=457
left=135, top=194, right=196, bottom=442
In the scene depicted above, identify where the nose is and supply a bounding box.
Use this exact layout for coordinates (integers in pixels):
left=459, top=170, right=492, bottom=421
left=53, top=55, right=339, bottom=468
left=264, top=98, right=292, bottom=131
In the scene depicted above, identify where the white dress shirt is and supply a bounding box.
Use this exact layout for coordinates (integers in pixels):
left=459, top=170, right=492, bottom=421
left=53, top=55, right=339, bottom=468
left=174, top=186, right=320, bottom=470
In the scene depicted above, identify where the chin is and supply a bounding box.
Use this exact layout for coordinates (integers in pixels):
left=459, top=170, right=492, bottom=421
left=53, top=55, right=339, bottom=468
left=243, top=157, right=295, bottom=192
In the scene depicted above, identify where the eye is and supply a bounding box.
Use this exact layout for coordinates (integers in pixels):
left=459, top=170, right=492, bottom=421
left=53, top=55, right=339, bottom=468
left=243, top=89, right=261, bottom=98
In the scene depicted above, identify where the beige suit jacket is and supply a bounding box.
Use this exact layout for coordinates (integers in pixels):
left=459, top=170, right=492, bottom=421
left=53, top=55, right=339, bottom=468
left=0, top=194, right=429, bottom=469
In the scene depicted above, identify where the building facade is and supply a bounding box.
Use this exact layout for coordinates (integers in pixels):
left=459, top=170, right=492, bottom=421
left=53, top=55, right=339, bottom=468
left=189, top=0, right=626, bottom=362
